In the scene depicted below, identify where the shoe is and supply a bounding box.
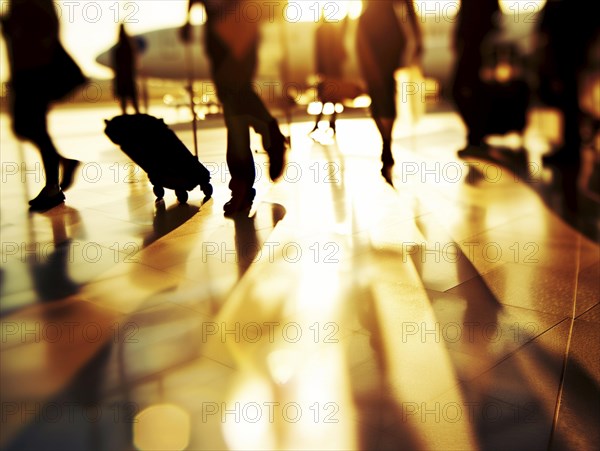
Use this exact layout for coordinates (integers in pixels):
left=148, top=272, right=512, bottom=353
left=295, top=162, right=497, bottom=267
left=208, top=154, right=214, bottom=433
left=29, top=185, right=65, bottom=212
left=29, top=184, right=62, bottom=205
left=266, top=122, right=288, bottom=182
left=224, top=188, right=256, bottom=218
left=60, top=158, right=81, bottom=191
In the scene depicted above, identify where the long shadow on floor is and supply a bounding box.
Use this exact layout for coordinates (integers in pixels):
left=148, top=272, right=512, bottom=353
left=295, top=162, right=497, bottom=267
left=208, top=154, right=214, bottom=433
left=469, top=147, right=599, bottom=241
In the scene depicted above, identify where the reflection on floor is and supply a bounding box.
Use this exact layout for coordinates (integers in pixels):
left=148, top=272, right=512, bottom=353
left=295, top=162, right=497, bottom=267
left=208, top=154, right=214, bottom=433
left=1, top=105, right=599, bottom=450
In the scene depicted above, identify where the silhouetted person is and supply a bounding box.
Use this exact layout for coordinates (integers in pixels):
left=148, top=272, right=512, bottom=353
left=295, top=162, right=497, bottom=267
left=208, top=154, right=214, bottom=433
left=1, top=0, right=85, bottom=211
left=451, top=0, right=500, bottom=158
left=537, top=1, right=600, bottom=165
left=536, top=0, right=600, bottom=213
left=357, top=0, right=422, bottom=185
left=182, top=0, right=288, bottom=217
left=112, top=23, right=140, bottom=114
left=310, top=15, right=348, bottom=136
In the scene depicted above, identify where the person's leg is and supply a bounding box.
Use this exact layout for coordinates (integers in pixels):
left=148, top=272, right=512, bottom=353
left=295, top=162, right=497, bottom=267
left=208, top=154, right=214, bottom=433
left=222, top=105, right=256, bottom=216
left=235, top=85, right=287, bottom=181
left=369, top=69, right=397, bottom=167
left=131, top=87, right=141, bottom=115
left=543, top=74, right=582, bottom=166
left=311, top=111, right=323, bottom=133
left=451, top=52, right=489, bottom=152
left=223, top=104, right=255, bottom=188
left=22, top=95, right=80, bottom=192
left=374, top=117, right=394, bottom=165
left=30, top=131, right=66, bottom=211
left=311, top=82, right=326, bottom=134
left=219, top=65, right=286, bottom=181
left=12, top=94, right=65, bottom=210
left=206, top=33, right=257, bottom=215
left=213, top=73, right=258, bottom=213
left=374, top=115, right=395, bottom=186
left=12, top=94, right=61, bottom=185
left=365, top=70, right=397, bottom=186
left=330, top=110, right=337, bottom=134
left=30, top=100, right=80, bottom=193
left=60, top=156, right=81, bottom=191
left=35, top=132, right=61, bottom=186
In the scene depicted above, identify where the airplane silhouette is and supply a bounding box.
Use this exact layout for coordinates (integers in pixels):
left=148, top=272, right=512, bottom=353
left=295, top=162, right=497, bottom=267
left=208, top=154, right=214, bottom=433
left=95, top=7, right=540, bottom=109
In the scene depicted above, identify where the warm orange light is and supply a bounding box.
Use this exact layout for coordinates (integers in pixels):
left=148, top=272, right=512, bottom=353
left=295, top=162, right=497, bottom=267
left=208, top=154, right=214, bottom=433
left=413, top=0, right=461, bottom=21
left=133, top=404, right=190, bottom=451
left=498, top=0, right=547, bottom=15
left=495, top=62, right=513, bottom=83
left=294, top=1, right=363, bottom=22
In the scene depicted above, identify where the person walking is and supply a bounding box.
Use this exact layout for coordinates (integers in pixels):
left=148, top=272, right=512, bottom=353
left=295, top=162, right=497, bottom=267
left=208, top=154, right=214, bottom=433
left=182, top=0, right=288, bottom=217
left=2, top=0, right=85, bottom=211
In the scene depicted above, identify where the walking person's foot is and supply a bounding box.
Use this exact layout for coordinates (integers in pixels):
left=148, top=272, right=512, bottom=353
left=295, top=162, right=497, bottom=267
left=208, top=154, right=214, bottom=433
left=60, top=158, right=81, bottom=191
left=224, top=188, right=256, bottom=218
left=29, top=185, right=65, bottom=212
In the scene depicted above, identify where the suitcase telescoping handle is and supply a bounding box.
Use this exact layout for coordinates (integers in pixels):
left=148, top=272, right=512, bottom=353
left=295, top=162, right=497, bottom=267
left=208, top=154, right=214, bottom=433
left=183, top=18, right=199, bottom=159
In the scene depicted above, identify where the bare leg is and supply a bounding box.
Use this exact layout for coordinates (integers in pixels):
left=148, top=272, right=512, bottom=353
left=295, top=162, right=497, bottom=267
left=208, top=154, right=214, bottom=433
left=374, top=116, right=395, bottom=165
left=35, top=131, right=61, bottom=186
left=28, top=131, right=66, bottom=210
left=330, top=111, right=337, bottom=134
left=311, top=112, right=323, bottom=133
left=132, top=94, right=140, bottom=115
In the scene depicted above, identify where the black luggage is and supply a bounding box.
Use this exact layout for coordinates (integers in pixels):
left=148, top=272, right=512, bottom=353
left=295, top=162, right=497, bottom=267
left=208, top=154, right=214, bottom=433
left=104, top=114, right=213, bottom=203
left=482, top=79, right=530, bottom=135
left=480, top=42, right=531, bottom=136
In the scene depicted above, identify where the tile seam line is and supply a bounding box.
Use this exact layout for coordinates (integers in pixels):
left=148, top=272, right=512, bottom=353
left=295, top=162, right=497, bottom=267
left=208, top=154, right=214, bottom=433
left=548, top=233, right=581, bottom=449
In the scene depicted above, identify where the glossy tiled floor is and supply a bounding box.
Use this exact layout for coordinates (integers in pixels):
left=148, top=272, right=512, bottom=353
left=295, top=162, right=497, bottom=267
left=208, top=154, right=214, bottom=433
left=1, top=102, right=599, bottom=451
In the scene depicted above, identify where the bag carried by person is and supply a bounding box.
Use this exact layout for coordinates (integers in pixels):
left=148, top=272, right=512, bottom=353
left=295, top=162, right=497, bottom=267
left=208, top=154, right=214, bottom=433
left=44, top=44, right=87, bottom=101
left=1, top=0, right=86, bottom=101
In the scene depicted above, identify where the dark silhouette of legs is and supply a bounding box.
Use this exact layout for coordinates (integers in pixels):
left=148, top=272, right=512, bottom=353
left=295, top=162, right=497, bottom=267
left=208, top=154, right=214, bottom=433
left=206, top=32, right=286, bottom=216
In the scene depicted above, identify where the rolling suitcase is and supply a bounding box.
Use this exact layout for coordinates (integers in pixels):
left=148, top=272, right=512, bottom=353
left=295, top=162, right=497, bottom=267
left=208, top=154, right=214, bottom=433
left=482, top=78, right=530, bottom=135
left=104, top=114, right=213, bottom=203
left=480, top=42, right=531, bottom=136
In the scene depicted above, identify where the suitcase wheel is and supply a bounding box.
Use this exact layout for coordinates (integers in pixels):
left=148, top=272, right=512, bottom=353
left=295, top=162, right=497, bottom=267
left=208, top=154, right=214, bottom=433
left=153, top=186, right=165, bottom=200
left=176, top=190, right=189, bottom=204
left=200, top=183, right=213, bottom=199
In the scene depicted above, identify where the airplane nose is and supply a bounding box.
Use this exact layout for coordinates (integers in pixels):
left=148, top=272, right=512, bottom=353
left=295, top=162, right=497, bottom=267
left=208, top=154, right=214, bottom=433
left=96, top=47, right=113, bottom=69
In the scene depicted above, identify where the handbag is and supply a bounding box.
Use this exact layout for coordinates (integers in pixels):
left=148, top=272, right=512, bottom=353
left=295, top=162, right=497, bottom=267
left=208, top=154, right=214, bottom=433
left=45, top=44, right=87, bottom=101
